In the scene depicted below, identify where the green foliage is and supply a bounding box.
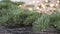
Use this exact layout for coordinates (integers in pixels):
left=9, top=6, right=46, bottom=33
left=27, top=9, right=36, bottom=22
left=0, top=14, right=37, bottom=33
left=23, top=13, right=41, bottom=25
left=2, top=0, right=10, bottom=2
left=0, top=0, right=22, bottom=26
left=32, top=12, right=60, bottom=32
left=49, top=12, right=60, bottom=30
left=49, top=12, right=60, bottom=24
left=0, top=0, right=40, bottom=26
left=14, top=2, right=25, bottom=5
left=54, top=21, right=60, bottom=30
left=32, top=14, right=50, bottom=32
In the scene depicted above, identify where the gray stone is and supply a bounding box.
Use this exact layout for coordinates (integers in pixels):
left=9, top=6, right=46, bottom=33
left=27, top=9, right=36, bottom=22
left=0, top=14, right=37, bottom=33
left=0, top=26, right=58, bottom=34
left=0, top=26, right=7, bottom=33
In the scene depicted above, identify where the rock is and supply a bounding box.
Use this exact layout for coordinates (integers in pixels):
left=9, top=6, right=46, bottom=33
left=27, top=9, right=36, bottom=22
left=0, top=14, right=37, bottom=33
left=7, top=26, right=32, bottom=34
left=0, top=26, right=13, bottom=34
left=0, top=33, right=13, bottom=34
left=0, top=26, right=58, bottom=34
left=0, top=26, right=7, bottom=33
